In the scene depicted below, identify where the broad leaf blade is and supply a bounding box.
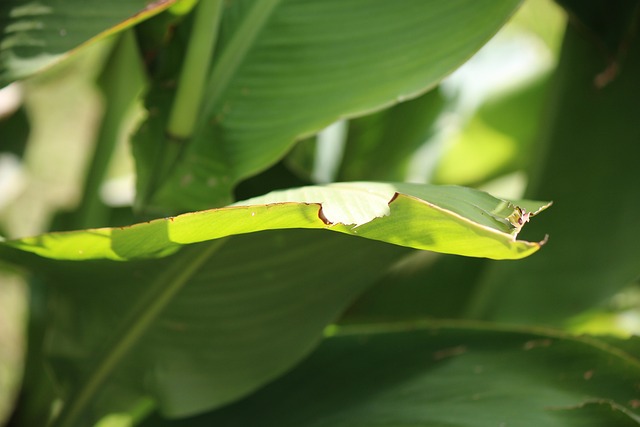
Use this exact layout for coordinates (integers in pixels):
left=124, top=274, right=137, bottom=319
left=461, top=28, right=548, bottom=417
left=0, top=0, right=180, bottom=86
left=144, top=324, right=640, bottom=426
left=2, top=183, right=550, bottom=261
left=135, top=0, right=523, bottom=211
left=28, top=230, right=409, bottom=423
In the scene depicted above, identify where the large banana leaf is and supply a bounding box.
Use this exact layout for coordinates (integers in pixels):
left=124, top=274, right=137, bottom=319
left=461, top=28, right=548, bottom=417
left=0, top=0, right=180, bottom=85
left=27, top=231, right=407, bottom=425
left=3, top=183, right=550, bottom=261
left=133, top=0, right=523, bottom=212
left=139, top=323, right=640, bottom=427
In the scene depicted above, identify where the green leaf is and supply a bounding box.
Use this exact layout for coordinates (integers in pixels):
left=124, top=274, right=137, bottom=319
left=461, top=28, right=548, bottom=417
left=134, top=0, right=523, bottom=212
left=0, top=0, right=180, bottom=86
left=140, top=323, right=640, bottom=427
left=2, top=183, right=550, bottom=261
left=465, top=18, right=640, bottom=324
left=23, top=230, right=409, bottom=425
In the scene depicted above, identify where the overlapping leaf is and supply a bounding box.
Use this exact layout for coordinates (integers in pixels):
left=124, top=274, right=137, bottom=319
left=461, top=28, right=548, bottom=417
left=32, top=231, right=407, bottom=425
left=3, top=183, right=549, bottom=261
left=134, top=0, right=523, bottom=212
left=139, top=324, right=640, bottom=427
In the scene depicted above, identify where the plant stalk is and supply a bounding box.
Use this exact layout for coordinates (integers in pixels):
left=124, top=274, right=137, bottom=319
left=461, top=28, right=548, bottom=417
left=198, top=0, right=282, bottom=130
left=166, top=0, right=223, bottom=140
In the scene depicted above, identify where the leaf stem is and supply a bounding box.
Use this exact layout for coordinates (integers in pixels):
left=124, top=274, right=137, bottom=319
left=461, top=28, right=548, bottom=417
left=51, top=239, right=227, bottom=427
left=166, top=0, right=223, bottom=139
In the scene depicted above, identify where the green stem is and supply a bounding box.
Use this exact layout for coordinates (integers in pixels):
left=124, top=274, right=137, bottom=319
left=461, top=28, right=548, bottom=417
left=51, top=239, right=227, bottom=427
left=166, top=0, right=223, bottom=139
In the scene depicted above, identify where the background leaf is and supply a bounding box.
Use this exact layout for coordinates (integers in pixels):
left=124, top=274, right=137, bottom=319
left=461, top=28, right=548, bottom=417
left=134, top=0, right=523, bottom=212
left=343, top=253, right=486, bottom=322
left=138, top=323, right=640, bottom=427
left=0, top=0, right=179, bottom=85
left=17, top=230, right=409, bottom=424
left=464, top=16, right=640, bottom=324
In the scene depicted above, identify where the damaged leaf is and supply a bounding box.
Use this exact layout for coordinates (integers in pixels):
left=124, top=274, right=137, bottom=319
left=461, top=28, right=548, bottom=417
left=1, top=182, right=550, bottom=261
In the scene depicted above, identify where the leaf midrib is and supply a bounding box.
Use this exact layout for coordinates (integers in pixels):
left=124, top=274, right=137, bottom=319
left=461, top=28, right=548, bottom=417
left=199, top=0, right=283, bottom=128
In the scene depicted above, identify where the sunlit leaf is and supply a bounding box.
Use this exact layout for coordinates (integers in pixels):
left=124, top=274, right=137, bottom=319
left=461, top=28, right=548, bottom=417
left=2, top=183, right=550, bottom=261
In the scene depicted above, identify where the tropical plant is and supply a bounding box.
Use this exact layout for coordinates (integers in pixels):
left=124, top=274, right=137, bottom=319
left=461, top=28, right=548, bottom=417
left=1, top=0, right=639, bottom=426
